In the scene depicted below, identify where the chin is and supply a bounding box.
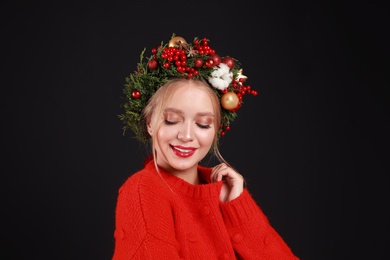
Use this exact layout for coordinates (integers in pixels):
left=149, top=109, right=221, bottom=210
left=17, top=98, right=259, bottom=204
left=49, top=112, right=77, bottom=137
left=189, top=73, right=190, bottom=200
left=169, top=159, right=198, bottom=171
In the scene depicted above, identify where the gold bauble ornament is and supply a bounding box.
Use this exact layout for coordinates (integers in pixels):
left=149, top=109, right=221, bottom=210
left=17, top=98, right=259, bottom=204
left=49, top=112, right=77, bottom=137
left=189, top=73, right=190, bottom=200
left=221, top=92, right=239, bottom=111
left=168, top=36, right=188, bottom=48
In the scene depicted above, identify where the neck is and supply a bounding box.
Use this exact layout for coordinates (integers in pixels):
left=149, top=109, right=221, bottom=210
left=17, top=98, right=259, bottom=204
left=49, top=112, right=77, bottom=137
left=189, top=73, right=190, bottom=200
left=172, top=171, right=200, bottom=185
left=158, top=164, right=200, bottom=185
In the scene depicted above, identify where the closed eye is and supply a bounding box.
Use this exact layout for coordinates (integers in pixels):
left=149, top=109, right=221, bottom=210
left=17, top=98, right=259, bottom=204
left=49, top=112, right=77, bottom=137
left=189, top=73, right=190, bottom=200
left=197, top=123, right=211, bottom=129
left=164, top=120, right=179, bottom=125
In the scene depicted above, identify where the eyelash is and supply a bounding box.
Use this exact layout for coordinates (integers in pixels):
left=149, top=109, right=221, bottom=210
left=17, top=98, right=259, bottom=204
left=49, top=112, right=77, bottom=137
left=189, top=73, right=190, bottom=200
left=164, top=120, right=211, bottom=129
left=197, top=123, right=211, bottom=129
left=164, top=120, right=176, bottom=125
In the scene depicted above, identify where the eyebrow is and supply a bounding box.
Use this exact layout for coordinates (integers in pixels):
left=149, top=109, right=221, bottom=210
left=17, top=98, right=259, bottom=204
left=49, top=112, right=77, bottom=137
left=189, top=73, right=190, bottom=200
left=164, top=107, right=215, bottom=117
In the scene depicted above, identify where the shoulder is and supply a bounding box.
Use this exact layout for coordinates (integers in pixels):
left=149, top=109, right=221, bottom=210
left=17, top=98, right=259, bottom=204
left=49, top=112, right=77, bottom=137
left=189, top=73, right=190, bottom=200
left=117, top=165, right=175, bottom=209
left=115, top=165, right=177, bottom=240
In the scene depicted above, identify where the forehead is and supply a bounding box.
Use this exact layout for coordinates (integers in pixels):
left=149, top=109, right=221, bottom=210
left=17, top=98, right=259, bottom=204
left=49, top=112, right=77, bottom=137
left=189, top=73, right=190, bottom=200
left=166, top=83, right=214, bottom=109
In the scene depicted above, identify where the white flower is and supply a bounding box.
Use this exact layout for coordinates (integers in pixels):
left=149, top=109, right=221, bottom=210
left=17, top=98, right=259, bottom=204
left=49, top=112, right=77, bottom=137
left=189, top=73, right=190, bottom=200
left=208, top=63, right=233, bottom=90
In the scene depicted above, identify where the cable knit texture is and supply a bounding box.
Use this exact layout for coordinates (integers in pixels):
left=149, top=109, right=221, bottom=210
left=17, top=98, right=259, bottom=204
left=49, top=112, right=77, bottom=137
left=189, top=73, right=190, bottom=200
left=112, top=160, right=299, bottom=260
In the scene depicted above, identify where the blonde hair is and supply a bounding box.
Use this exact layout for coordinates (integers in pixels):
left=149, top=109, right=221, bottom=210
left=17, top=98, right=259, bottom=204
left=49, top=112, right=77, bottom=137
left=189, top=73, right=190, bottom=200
left=142, top=78, right=230, bottom=168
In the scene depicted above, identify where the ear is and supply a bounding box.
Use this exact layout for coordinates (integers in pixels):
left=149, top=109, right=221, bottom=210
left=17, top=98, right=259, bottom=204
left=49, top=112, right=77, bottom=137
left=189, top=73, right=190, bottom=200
left=147, top=121, right=153, bottom=136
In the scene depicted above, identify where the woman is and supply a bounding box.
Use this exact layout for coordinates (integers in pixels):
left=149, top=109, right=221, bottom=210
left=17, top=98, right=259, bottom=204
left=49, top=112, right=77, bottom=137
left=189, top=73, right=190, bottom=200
left=113, top=35, right=299, bottom=259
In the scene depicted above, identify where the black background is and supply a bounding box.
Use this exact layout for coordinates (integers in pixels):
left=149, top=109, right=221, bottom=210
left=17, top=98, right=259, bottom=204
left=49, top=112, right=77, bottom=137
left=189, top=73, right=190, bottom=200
left=2, top=1, right=389, bottom=259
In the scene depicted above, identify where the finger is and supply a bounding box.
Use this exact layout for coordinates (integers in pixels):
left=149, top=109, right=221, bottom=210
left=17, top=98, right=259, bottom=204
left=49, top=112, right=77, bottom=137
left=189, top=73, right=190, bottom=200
left=210, top=170, right=219, bottom=183
left=211, top=169, right=228, bottom=183
left=211, top=164, right=226, bottom=181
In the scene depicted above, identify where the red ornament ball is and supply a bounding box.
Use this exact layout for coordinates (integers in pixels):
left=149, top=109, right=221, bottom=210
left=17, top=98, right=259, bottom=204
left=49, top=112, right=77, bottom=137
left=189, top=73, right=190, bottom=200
left=194, top=58, right=203, bottom=68
left=209, top=54, right=221, bottom=66
left=221, top=57, right=235, bottom=69
left=132, top=90, right=141, bottom=99
left=205, top=59, right=214, bottom=68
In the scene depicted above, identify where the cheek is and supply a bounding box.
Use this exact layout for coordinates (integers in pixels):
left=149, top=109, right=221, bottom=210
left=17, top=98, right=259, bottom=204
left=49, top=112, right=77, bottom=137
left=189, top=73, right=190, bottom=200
left=195, top=129, right=215, bottom=147
left=157, top=124, right=178, bottom=140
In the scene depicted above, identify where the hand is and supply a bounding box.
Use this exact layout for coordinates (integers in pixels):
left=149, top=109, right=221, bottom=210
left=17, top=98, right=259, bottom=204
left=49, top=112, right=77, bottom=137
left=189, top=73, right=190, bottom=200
left=210, top=163, right=244, bottom=203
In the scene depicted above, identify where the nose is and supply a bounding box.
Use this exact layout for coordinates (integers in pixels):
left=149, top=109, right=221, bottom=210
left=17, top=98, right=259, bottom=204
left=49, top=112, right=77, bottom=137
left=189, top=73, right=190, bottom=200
left=177, top=121, right=194, bottom=142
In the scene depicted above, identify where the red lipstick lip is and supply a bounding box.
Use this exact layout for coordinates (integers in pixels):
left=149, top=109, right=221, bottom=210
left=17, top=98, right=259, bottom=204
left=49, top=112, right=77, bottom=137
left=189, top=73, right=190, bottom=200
left=170, top=145, right=196, bottom=158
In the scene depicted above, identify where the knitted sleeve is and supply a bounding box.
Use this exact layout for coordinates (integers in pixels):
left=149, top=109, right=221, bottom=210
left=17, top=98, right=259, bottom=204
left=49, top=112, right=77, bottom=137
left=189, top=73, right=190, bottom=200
left=112, top=173, right=182, bottom=260
left=220, top=189, right=300, bottom=260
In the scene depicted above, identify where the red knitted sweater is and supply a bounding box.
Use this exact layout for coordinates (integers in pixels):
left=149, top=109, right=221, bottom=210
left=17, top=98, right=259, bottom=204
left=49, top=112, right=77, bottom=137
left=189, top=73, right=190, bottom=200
left=112, top=160, right=299, bottom=259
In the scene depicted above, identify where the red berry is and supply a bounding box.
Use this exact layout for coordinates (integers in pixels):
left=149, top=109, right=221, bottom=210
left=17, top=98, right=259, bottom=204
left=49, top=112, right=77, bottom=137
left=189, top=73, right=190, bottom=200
left=148, top=59, right=158, bottom=70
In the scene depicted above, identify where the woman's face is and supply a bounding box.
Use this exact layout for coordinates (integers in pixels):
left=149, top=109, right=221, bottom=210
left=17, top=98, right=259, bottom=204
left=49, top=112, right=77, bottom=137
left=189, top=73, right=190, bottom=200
left=149, top=82, right=216, bottom=176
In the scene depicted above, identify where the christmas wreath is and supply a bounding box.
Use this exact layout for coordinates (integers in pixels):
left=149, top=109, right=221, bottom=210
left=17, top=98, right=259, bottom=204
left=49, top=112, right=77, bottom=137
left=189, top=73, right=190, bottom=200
left=119, top=34, right=258, bottom=143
